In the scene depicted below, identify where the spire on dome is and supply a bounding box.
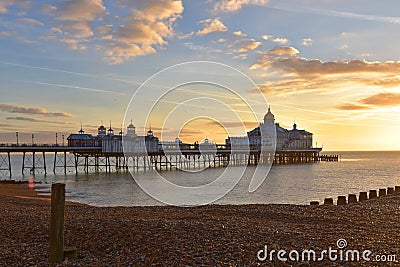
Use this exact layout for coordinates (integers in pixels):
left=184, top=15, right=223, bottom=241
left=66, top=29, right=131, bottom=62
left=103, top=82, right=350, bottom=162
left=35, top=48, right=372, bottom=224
left=79, top=122, right=84, bottom=134
left=108, top=120, right=114, bottom=135
left=127, top=119, right=135, bottom=129
left=147, top=123, right=153, bottom=136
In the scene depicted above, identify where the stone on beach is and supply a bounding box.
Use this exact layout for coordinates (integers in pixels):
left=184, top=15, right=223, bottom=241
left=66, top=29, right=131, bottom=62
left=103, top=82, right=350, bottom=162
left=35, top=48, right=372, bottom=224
left=0, top=184, right=400, bottom=266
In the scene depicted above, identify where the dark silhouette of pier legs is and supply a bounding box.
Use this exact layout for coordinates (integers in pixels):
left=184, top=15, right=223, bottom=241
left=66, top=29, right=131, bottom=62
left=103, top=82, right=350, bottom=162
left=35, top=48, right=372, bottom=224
left=0, top=152, right=12, bottom=178
left=22, top=152, right=47, bottom=175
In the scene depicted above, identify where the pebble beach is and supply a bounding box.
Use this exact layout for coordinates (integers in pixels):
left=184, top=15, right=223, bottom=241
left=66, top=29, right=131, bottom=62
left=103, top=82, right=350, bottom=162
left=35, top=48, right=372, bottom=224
left=0, top=182, right=399, bottom=266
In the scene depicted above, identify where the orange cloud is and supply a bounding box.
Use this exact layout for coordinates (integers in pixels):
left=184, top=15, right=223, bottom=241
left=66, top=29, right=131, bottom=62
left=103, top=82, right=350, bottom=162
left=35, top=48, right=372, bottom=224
left=6, top=117, right=74, bottom=125
left=104, top=0, right=183, bottom=63
left=252, top=46, right=400, bottom=95
left=336, top=92, right=400, bottom=111
left=266, top=46, right=299, bottom=56
left=59, top=21, right=93, bottom=38
left=197, top=18, right=228, bottom=36
left=272, top=37, right=289, bottom=44
left=57, top=0, right=105, bottom=21
left=115, top=21, right=172, bottom=45
left=233, top=31, right=247, bottom=37
left=360, top=92, right=400, bottom=106
left=336, top=103, right=372, bottom=110
left=0, top=104, right=74, bottom=117
left=131, top=0, right=184, bottom=22
left=40, top=0, right=183, bottom=63
left=237, top=39, right=261, bottom=52
left=0, top=0, right=14, bottom=14
left=252, top=56, right=400, bottom=77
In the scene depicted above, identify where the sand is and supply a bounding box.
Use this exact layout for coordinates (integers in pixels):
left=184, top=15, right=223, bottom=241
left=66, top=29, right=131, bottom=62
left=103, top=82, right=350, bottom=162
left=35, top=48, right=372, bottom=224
left=0, top=182, right=399, bottom=266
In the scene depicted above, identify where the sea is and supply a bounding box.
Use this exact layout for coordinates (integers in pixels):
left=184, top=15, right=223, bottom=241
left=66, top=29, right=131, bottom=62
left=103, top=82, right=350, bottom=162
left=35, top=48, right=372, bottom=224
left=1, top=151, right=399, bottom=206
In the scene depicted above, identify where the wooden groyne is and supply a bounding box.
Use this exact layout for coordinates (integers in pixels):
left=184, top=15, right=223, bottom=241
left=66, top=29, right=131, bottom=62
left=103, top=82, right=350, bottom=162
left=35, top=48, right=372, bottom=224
left=310, top=186, right=400, bottom=205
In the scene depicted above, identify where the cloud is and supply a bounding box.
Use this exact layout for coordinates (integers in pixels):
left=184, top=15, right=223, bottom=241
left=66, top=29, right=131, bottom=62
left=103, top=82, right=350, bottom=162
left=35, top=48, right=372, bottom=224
left=184, top=42, right=207, bottom=51
left=104, top=0, right=183, bottom=63
left=48, top=0, right=105, bottom=53
left=359, top=92, right=400, bottom=106
left=337, top=92, right=400, bottom=111
left=197, top=18, right=228, bottom=36
left=59, top=38, right=87, bottom=50
left=115, top=21, right=172, bottom=45
left=212, top=0, right=269, bottom=13
left=57, top=0, right=106, bottom=22
left=104, top=43, right=157, bottom=64
left=251, top=50, right=400, bottom=77
left=40, top=4, right=57, bottom=14
left=266, top=46, right=299, bottom=56
left=301, top=38, right=312, bottom=46
left=6, top=117, right=73, bottom=125
left=37, top=0, right=182, bottom=63
left=130, top=0, right=184, bottom=22
left=261, top=35, right=272, bottom=41
left=233, top=31, right=247, bottom=37
left=0, top=0, right=14, bottom=14
left=19, top=18, right=44, bottom=26
left=232, top=53, right=248, bottom=60
left=0, top=104, right=74, bottom=117
left=17, top=38, right=37, bottom=44
left=272, top=37, right=289, bottom=44
left=237, top=39, right=261, bottom=52
left=252, top=47, right=400, bottom=95
left=261, top=34, right=290, bottom=45
left=336, top=103, right=372, bottom=111
left=59, top=22, right=93, bottom=38
left=0, top=31, right=12, bottom=36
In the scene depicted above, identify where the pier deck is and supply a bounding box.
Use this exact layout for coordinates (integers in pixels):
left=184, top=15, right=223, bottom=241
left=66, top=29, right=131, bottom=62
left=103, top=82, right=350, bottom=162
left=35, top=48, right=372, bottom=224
left=0, top=145, right=338, bottom=177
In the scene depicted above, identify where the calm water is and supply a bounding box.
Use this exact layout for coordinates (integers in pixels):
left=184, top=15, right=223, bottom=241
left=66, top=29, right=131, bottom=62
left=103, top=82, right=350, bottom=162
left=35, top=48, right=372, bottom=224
left=1, top=151, right=399, bottom=206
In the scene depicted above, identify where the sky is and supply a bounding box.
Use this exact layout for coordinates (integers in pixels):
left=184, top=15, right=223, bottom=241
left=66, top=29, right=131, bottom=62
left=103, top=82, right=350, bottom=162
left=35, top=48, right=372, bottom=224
left=0, top=0, right=400, bottom=151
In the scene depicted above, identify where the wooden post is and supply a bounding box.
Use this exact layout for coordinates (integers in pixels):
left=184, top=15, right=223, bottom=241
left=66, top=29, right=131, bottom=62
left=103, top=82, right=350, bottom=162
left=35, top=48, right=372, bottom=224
left=310, top=201, right=319, bottom=205
left=49, top=183, right=65, bottom=263
left=348, top=194, right=357, bottom=204
left=395, top=186, right=400, bottom=195
left=379, top=188, right=386, bottom=197
left=337, top=196, right=347, bottom=205
left=323, top=198, right=333, bottom=205
left=359, top=192, right=368, bottom=201
left=369, top=190, right=377, bottom=199
left=387, top=187, right=394, bottom=195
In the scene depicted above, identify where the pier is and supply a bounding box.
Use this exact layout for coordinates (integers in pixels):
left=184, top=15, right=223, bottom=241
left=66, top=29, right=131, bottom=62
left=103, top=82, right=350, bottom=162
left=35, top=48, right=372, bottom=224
left=0, top=144, right=338, bottom=177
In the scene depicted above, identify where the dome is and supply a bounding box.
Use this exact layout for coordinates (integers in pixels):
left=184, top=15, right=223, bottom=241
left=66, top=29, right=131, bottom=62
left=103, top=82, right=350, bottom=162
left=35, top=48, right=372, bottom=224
left=98, top=125, right=106, bottom=131
left=127, top=120, right=135, bottom=129
left=264, top=106, right=274, bottom=120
